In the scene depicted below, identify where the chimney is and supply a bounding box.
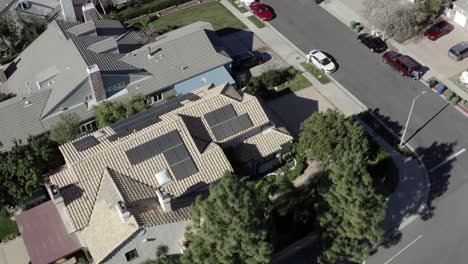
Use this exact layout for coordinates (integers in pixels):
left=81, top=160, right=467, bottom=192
left=0, top=65, right=7, bottom=84
left=60, top=0, right=77, bottom=22
left=87, top=64, right=106, bottom=102
left=82, top=3, right=98, bottom=22
left=156, top=187, right=172, bottom=212
left=46, top=184, right=63, bottom=203
left=116, top=201, right=131, bottom=222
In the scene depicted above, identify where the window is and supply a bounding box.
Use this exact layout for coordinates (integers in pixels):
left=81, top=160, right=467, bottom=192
left=148, top=93, right=164, bottom=104
left=125, top=249, right=139, bottom=262
left=106, top=82, right=126, bottom=95
left=84, top=94, right=93, bottom=102
left=80, top=120, right=97, bottom=134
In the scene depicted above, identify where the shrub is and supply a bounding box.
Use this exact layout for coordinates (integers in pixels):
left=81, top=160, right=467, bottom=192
left=354, top=25, right=364, bottom=33
left=246, top=76, right=265, bottom=93
left=260, top=69, right=286, bottom=88
left=350, top=21, right=358, bottom=29
left=461, top=100, right=468, bottom=109
left=0, top=93, right=13, bottom=103
left=451, top=95, right=461, bottom=106
left=445, top=89, right=455, bottom=101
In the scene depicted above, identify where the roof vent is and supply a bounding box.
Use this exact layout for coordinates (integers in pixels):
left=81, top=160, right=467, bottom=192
left=24, top=101, right=32, bottom=108
left=93, top=131, right=106, bottom=139
left=116, top=201, right=131, bottom=222
left=50, top=184, right=61, bottom=201
left=155, top=170, right=172, bottom=186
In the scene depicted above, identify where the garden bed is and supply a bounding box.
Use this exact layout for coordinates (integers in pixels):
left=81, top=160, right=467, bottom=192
left=247, top=15, right=265, bottom=28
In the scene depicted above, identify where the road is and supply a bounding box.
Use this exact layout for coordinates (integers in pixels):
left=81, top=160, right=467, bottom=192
left=262, top=0, right=468, bottom=263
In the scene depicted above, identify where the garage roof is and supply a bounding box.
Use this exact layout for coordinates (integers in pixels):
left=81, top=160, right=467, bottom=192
left=16, top=201, right=82, bottom=264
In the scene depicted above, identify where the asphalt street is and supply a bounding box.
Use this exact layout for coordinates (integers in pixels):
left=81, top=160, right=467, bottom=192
left=262, top=0, right=468, bottom=263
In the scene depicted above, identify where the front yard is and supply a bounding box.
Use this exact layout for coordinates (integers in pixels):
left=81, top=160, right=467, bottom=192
left=300, top=62, right=331, bottom=85
left=150, top=2, right=246, bottom=34
left=0, top=216, right=18, bottom=242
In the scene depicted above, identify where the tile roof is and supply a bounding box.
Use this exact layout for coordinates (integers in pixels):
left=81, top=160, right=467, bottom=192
left=238, top=128, right=293, bottom=163
left=16, top=201, right=82, bottom=264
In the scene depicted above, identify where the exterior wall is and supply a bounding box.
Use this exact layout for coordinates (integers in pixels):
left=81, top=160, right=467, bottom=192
left=102, top=74, right=148, bottom=97
left=102, top=220, right=192, bottom=264
left=173, top=66, right=235, bottom=95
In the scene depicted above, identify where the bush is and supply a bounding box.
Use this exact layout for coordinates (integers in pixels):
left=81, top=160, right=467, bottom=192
left=355, top=25, right=364, bottom=32
left=350, top=21, right=358, bottom=29
left=260, top=69, right=286, bottom=88
left=116, top=0, right=193, bottom=21
left=451, top=95, right=461, bottom=106
left=445, top=89, right=455, bottom=101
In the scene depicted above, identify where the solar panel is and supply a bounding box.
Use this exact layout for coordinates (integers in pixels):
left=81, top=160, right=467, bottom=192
left=204, top=105, right=237, bottom=128
left=72, top=136, right=99, bottom=151
left=211, top=113, right=253, bottom=141
left=125, top=130, right=199, bottom=179
left=170, top=158, right=198, bottom=180
left=109, top=93, right=201, bottom=141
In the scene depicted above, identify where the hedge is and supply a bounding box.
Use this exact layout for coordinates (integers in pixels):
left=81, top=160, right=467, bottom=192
left=114, top=0, right=193, bottom=21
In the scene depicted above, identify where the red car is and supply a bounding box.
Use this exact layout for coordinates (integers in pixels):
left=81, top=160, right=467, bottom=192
left=424, top=20, right=453, bottom=40
left=383, top=51, right=422, bottom=78
left=249, top=2, right=273, bottom=21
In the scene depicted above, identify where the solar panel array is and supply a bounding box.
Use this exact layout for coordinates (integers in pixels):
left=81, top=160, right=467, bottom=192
left=108, top=93, right=201, bottom=141
left=125, top=130, right=198, bottom=180
left=72, top=136, right=99, bottom=151
left=204, top=105, right=254, bottom=141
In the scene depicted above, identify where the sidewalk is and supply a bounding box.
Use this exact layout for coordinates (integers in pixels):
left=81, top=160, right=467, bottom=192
left=220, top=0, right=366, bottom=116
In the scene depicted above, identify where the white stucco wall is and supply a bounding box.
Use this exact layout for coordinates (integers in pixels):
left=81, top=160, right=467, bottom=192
left=102, top=220, right=192, bottom=264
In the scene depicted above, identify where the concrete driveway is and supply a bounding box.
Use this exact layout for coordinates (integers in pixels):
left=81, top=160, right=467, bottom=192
left=404, top=21, right=468, bottom=79
left=0, top=236, right=30, bottom=264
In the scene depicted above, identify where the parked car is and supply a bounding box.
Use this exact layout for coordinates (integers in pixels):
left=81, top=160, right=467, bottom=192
left=424, top=20, right=453, bottom=40
left=448, top=41, right=468, bottom=61
left=357, top=33, right=387, bottom=53
left=307, top=50, right=336, bottom=73
left=232, top=51, right=265, bottom=70
left=249, top=2, right=273, bottom=21
left=382, top=51, right=422, bottom=78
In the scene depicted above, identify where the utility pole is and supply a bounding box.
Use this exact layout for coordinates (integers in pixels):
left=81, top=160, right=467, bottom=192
left=399, top=91, right=427, bottom=148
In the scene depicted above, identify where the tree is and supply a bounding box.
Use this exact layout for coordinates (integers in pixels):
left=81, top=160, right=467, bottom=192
left=93, top=95, right=149, bottom=127
left=182, top=171, right=272, bottom=264
left=0, top=135, right=63, bottom=205
left=362, top=0, right=429, bottom=40
left=316, top=153, right=386, bottom=264
left=298, top=111, right=386, bottom=263
left=0, top=14, right=20, bottom=56
left=298, top=110, right=370, bottom=168
left=420, top=0, right=452, bottom=14
left=50, top=113, right=81, bottom=144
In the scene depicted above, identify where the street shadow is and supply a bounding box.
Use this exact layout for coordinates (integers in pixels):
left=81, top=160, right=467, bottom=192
left=402, top=103, right=450, bottom=145
left=370, top=108, right=404, bottom=135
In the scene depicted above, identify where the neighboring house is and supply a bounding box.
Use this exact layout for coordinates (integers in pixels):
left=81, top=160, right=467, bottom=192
left=446, top=1, right=468, bottom=28
left=0, top=4, right=234, bottom=150
left=15, top=83, right=292, bottom=264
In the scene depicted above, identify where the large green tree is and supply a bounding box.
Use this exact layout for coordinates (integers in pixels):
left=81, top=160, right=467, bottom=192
left=0, top=135, right=63, bottom=205
left=50, top=113, right=81, bottom=144
left=93, top=95, right=149, bottom=127
left=182, top=171, right=272, bottom=264
left=298, top=110, right=386, bottom=263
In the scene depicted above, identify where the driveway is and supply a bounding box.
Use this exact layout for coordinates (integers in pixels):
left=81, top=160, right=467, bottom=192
left=266, top=86, right=335, bottom=137
left=0, top=236, right=30, bottom=264
left=404, top=20, right=468, bottom=79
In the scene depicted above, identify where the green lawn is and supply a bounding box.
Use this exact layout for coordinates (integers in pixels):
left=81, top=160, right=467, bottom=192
left=282, top=71, right=312, bottom=92
left=227, top=0, right=248, bottom=13
left=247, top=15, right=265, bottom=29
left=150, top=2, right=246, bottom=34
left=0, top=217, right=18, bottom=241
left=300, top=62, right=331, bottom=85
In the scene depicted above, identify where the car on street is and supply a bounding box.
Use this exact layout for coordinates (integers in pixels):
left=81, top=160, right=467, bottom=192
left=306, top=50, right=336, bottom=73
left=448, top=41, right=468, bottom=61
left=357, top=33, right=387, bottom=53
left=249, top=2, right=273, bottom=21
left=424, top=20, right=453, bottom=40
left=382, top=51, right=422, bottom=78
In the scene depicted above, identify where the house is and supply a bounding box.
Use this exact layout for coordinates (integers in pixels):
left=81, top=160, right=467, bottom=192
left=446, top=1, right=468, bottom=28
left=15, top=83, right=291, bottom=264
left=0, top=4, right=234, bottom=150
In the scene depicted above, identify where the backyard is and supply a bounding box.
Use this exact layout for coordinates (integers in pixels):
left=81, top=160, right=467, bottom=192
left=150, top=2, right=246, bottom=34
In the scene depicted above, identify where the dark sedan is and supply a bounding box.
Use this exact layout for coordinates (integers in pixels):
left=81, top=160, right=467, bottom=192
left=357, top=33, right=387, bottom=53
left=424, top=20, right=453, bottom=40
